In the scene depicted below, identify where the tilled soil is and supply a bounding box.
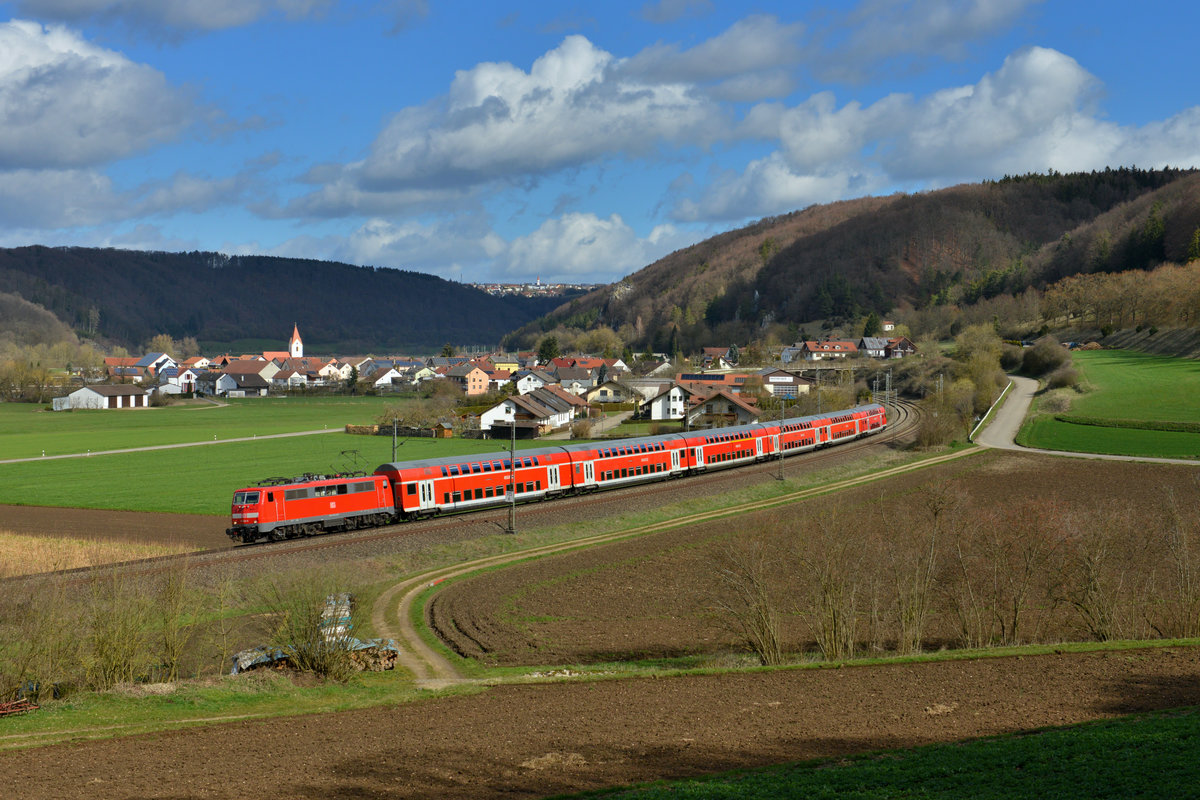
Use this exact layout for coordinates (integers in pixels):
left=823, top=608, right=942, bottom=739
left=431, top=451, right=1200, bottom=666
left=0, top=504, right=229, bottom=550
left=5, top=647, right=1200, bottom=799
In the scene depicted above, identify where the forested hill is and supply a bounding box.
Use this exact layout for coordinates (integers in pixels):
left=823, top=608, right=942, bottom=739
left=0, top=248, right=574, bottom=352
left=505, top=168, right=1199, bottom=353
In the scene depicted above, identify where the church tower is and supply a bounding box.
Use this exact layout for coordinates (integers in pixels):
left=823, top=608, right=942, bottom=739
left=289, top=324, right=303, bottom=358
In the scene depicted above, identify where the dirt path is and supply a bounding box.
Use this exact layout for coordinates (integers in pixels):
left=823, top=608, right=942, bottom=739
left=5, top=646, right=1199, bottom=799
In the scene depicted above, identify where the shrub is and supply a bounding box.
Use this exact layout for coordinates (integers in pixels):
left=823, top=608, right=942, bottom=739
left=999, top=344, right=1024, bottom=371
left=1044, top=364, right=1080, bottom=390
left=1022, top=336, right=1070, bottom=376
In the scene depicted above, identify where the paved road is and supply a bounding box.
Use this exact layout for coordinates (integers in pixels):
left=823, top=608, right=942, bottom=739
left=974, top=374, right=1198, bottom=465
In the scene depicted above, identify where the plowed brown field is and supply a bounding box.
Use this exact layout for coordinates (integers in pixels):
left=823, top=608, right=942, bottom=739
left=0, top=504, right=228, bottom=550
left=5, top=647, right=1200, bottom=799
left=430, top=451, right=1200, bottom=666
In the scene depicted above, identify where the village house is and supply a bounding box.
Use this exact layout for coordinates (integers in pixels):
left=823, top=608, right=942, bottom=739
left=479, top=387, right=579, bottom=435
left=885, top=337, right=918, bottom=358
left=859, top=337, right=890, bottom=358
left=514, top=369, right=555, bottom=395
left=446, top=363, right=490, bottom=395
left=687, top=389, right=760, bottom=428
left=798, top=340, right=858, bottom=361
left=755, top=368, right=813, bottom=398
left=585, top=379, right=637, bottom=404
left=642, top=383, right=696, bottom=421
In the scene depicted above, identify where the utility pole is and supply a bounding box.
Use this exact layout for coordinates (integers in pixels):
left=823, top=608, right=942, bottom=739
left=775, top=393, right=786, bottom=481
left=504, top=406, right=517, bottom=535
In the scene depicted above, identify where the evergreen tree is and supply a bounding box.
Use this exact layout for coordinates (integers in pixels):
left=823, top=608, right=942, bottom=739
left=537, top=335, right=560, bottom=364
left=862, top=312, right=881, bottom=338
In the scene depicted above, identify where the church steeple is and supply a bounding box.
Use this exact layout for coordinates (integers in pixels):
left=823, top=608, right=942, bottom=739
left=289, top=323, right=303, bottom=358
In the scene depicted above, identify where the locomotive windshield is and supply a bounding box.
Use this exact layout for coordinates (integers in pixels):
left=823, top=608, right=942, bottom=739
left=232, top=491, right=260, bottom=505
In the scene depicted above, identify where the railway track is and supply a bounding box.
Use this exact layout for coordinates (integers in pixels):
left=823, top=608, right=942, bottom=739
left=8, top=399, right=921, bottom=587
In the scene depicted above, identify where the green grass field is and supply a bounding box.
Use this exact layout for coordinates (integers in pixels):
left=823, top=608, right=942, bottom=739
left=576, top=708, right=1200, bottom=799
left=0, top=396, right=398, bottom=459
left=0, top=396, right=552, bottom=514
left=1018, top=350, right=1200, bottom=459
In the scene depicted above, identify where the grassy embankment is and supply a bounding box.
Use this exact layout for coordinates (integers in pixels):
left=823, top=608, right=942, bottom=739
left=571, top=708, right=1200, bottom=799
left=1017, top=350, right=1200, bottom=459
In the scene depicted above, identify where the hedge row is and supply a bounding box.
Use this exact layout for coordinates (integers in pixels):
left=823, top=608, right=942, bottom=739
left=1054, top=415, right=1200, bottom=434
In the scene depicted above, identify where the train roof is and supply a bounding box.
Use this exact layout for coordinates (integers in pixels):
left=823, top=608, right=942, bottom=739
left=373, top=444, right=572, bottom=474
left=372, top=403, right=885, bottom=475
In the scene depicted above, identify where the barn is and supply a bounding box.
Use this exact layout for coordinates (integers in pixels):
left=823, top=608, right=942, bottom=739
left=67, top=385, right=150, bottom=409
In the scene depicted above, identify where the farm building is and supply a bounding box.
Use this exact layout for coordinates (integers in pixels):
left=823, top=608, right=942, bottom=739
left=65, top=384, right=150, bottom=409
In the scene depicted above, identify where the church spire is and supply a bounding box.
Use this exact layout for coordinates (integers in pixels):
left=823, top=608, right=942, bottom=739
left=289, top=323, right=303, bottom=358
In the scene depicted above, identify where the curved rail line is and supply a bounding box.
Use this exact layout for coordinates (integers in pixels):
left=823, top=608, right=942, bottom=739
left=7, top=401, right=919, bottom=591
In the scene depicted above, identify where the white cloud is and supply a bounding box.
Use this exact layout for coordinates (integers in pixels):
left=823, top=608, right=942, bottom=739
left=0, top=168, right=123, bottom=227
left=675, top=46, right=1200, bottom=221
left=319, top=35, right=724, bottom=199
left=673, top=155, right=882, bottom=222
left=818, top=0, right=1044, bottom=81
left=621, top=15, right=805, bottom=90
left=500, top=212, right=695, bottom=283
left=0, top=20, right=197, bottom=169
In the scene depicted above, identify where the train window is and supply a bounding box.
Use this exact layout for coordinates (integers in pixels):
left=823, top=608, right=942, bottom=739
left=621, top=468, right=628, bottom=478
left=234, top=491, right=260, bottom=505
left=452, top=491, right=461, bottom=503
left=503, top=459, right=511, bottom=469
left=441, top=467, right=449, bottom=477
left=337, top=484, right=348, bottom=494
left=516, top=482, right=524, bottom=493
left=485, top=487, right=494, bottom=498
left=443, top=493, right=450, bottom=504
left=406, top=484, right=417, bottom=495
left=266, top=492, right=274, bottom=502
left=474, top=488, right=484, bottom=500
left=481, top=462, right=491, bottom=472
left=535, top=481, right=541, bottom=490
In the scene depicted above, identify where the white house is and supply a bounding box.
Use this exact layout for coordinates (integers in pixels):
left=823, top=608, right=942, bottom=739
left=643, top=384, right=693, bottom=421
left=515, top=369, right=554, bottom=395
left=67, top=384, right=149, bottom=409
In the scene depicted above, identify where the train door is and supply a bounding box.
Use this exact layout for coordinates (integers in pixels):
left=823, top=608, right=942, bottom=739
left=772, top=434, right=780, bottom=455
left=266, top=490, right=282, bottom=525
left=670, top=448, right=681, bottom=471
left=583, top=461, right=595, bottom=485
left=548, top=465, right=561, bottom=491
left=418, top=480, right=435, bottom=511
left=755, top=437, right=764, bottom=458
left=694, top=447, right=705, bottom=467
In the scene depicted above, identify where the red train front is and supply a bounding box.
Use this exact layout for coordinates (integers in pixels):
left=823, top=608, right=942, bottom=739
left=226, top=472, right=396, bottom=543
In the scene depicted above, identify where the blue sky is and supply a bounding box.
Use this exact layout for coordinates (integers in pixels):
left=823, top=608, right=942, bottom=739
left=1, top=1, right=1198, bottom=285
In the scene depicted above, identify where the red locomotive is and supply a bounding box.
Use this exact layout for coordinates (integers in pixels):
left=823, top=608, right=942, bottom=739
left=227, top=403, right=887, bottom=543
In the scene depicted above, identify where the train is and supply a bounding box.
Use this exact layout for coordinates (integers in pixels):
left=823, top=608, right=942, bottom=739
left=226, top=403, right=888, bottom=543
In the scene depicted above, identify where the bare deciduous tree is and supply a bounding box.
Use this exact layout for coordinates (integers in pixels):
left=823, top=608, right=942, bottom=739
left=706, top=535, right=784, bottom=666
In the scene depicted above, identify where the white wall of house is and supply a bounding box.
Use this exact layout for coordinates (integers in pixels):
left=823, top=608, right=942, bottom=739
left=646, top=387, right=687, bottom=420
left=481, top=399, right=519, bottom=432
